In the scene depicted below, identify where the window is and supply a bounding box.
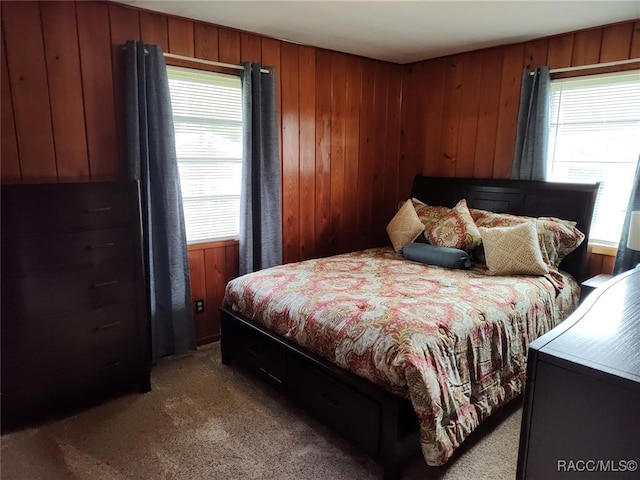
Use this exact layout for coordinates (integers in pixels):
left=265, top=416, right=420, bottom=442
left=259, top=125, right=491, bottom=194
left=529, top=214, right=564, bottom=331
left=546, top=70, right=640, bottom=246
left=167, top=66, right=243, bottom=244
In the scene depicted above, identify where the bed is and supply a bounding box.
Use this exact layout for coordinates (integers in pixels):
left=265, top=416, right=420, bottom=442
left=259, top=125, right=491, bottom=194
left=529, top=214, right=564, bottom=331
left=220, top=175, right=599, bottom=479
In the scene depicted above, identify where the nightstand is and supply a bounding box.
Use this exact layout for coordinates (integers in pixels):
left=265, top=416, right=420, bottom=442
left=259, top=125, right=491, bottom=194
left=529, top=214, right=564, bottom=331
left=580, top=273, right=613, bottom=300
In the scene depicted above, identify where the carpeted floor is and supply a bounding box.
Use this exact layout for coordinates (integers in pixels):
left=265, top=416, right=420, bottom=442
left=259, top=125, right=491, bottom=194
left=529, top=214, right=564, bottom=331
left=1, top=343, right=522, bottom=480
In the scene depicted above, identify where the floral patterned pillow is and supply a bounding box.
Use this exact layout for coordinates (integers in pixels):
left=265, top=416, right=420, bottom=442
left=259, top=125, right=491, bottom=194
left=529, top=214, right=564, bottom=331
left=470, top=208, right=585, bottom=269
left=412, top=199, right=481, bottom=252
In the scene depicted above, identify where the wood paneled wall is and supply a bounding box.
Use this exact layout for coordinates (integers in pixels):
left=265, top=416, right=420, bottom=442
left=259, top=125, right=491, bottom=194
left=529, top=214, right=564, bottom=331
left=398, top=20, right=640, bottom=181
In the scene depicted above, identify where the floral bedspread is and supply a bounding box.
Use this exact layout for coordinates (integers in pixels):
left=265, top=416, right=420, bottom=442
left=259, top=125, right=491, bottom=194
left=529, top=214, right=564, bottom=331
left=223, top=248, right=579, bottom=466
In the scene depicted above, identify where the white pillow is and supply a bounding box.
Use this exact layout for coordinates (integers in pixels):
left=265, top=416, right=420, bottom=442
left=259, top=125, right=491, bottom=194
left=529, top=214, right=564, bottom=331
left=479, top=222, right=549, bottom=276
left=386, top=200, right=424, bottom=252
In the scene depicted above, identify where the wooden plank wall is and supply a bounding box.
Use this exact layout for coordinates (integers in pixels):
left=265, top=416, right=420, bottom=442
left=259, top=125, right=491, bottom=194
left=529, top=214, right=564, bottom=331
left=0, top=1, right=403, bottom=344
left=398, top=20, right=640, bottom=184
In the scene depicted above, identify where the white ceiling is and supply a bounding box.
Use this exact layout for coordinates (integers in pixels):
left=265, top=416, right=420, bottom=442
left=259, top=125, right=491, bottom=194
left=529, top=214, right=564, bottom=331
left=115, top=1, right=640, bottom=64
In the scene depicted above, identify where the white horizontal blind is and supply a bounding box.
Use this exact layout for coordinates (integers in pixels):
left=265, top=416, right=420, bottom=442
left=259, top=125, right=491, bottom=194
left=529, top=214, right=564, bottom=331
left=547, top=70, right=640, bottom=245
left=167, top=66, right=243, bottom=244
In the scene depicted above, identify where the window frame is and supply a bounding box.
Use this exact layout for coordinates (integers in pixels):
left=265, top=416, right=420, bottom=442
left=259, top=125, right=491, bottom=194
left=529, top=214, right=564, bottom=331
left=166, top=62, right=244, bottom=246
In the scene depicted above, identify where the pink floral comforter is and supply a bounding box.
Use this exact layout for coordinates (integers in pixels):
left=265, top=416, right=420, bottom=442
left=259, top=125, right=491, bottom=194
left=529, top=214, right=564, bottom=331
left=223, top=247, right=579, bottom=466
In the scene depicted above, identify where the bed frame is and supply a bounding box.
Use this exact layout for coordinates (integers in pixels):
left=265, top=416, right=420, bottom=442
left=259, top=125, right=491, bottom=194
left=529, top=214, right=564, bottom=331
left=220, top=176, right=599, bottom=479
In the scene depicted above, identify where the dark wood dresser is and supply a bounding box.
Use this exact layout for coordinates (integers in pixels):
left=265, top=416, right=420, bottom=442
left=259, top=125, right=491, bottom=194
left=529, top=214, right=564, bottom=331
left=517, top=267, right=640, bottom=479
left=1, top=181, right=150, bottom=429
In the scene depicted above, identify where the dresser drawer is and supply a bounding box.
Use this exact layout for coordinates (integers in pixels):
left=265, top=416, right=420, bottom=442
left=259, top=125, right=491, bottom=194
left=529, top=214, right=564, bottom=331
left=1, top=328, right=139, bottom=393
left=1, top=262, right=137, bottom=323
left=2, top=227, right=135, bottom=274
left=1, top=302, right=139, bottom=355
left=232, top=326, right=286, bottom=390
left=1, top=183, right=133, bottom=234
left=288, top=360, right=381, bottom=456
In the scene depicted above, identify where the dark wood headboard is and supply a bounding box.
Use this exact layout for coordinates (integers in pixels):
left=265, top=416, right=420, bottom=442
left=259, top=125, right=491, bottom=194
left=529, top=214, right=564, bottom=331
left=410, top=176, right=600, bottom=282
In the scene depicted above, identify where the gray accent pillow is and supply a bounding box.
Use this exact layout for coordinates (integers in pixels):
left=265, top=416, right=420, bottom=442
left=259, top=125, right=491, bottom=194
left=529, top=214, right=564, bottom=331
left=401, top=243, right=473, bottom=270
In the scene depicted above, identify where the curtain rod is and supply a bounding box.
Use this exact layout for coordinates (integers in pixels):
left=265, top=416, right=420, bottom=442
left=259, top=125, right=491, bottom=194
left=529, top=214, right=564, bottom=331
left=530, top=57, right=640, bottom=75
left=163, top=52, right=270, bottom=74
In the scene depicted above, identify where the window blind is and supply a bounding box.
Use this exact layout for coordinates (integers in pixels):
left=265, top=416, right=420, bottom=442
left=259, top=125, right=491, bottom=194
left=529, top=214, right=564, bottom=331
left=167, top=66, right=243, bottom=244
left=547, top=70, right=640, bottom=245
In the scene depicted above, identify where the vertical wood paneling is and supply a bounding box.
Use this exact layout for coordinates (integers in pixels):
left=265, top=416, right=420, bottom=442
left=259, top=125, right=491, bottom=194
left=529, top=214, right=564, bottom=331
left=456, top=53, right=482, bottom=177
left=398, top=64, right=426, bottom=197
left=1, top=32, right=20, bottom=182
left=108, top=3, right=141, bottom=174
left=523, top=38, right=549, bottom=69
left=314, top=50, right=332, bottom=259
left=473, top=48, right=503, bottom=178
left=194, top=23, right=219, bottom=61
left=493, top=43, right=524, bottom=178
left=187, top=250, right=207, bottom=341
left=298, top=46, right=316, bottom=260
left=343, top=57, right=361, bottom=253
left=140, top=11, right=168, bottom=51
left=382, top=64, right=402, bottom=216
left=218, top=29, right=241, bottom=64
left=423, top=58, right=445, bottom=177
left=41, top=1, right=89, bottom=180
left=600, top=23, right=634, bottom=62
left=571, top=28, right=603, bottom=66
left=168, top=17, right=194, bottom=56
left=76, top=1, right=119, bottom=179
left=2, top=1, right=57, bottom=180
left=281, top=43, right=300, bottom=263
left=439, top=55, right=464, bottom=177
left=225, top=243, right=240, bottom=283
left=370, top=62, right=389, bottom=246
left=240, top=32, right=262, bottom=63
left=631, top=22, right=640, bottom=58
left=330, top=53, right=347, bottom=252
left=204, top=248, right=226, bottom=342
left=547, top=33, right=574, bottom=69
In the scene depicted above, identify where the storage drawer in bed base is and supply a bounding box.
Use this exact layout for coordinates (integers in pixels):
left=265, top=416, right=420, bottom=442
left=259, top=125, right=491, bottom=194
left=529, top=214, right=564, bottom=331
left=220, top=307, right=420, bottom=480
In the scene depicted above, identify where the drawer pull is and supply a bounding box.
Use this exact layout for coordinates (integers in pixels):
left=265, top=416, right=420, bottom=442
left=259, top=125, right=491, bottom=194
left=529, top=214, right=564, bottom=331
left=85, top=207, right=112, bottom=213
left=101, top=360, right=122, bottom=370
left=247, top=347, right=260, bottom=357
left=94, top=321, right=120, bottom=332
left=258, top=367, right=283, bottom=385
left=90, top=242, right=116, bottom=249
left=93, top=280, right=118, bottom=288
left=320, top=392, right=339, bottom=407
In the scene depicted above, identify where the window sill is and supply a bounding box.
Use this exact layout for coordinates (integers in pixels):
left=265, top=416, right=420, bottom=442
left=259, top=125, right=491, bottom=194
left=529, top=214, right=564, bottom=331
left=187, top=238, right=239, bottom=251
left=589, top=243, right=617, bottom=257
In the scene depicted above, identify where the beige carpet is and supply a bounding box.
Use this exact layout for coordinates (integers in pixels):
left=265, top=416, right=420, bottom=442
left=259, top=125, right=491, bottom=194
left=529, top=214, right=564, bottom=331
left=1, top=343, right=522, bottom=480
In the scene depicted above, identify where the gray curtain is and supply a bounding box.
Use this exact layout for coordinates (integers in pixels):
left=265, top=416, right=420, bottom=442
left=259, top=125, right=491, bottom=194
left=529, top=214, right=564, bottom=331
left=124, top=40, right=195, bottom=362
left=239, top=62, right=282, bottom=275
left=613, top=157, right=640, bottom=274
left=511, top=67, right=551, bottom=181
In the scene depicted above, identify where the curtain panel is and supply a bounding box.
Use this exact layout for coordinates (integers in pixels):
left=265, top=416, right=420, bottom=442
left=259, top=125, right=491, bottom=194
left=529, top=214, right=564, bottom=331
left=614, top=157, right=640, bottom=274
left=124, top=40, right=196, bottom=362
left=239, top=62, right=283, bottom=275
left=512, top=67, right=551, bottom=181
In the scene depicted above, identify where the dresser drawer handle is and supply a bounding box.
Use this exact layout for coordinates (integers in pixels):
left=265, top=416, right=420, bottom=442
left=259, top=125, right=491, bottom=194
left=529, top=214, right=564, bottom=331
left=247, top=347, right=260, bottom=357
left=93, top=280, right=118, bottom=288
left=90, top=242, right=116, bottom=249
left=258, top=367, right=283, bottom=385
left=94, top=321, right=120, bottom=332
left=85, top=207, right=112, bottom=213
left=101, top=360, right=122, bottom=370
